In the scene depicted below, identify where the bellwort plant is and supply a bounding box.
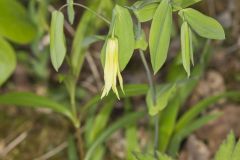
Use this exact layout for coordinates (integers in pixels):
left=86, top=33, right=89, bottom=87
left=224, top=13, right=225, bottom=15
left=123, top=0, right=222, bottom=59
left=2, top=0, right=240, bottom=160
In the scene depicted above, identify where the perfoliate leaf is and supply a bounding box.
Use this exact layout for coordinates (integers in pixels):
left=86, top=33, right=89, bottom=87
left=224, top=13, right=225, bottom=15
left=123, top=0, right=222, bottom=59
left=135, top=30, right=148, bottom=51
left=149, top=0, right=172, bottom=74
left=0, top=37, right=16, bottom=86
left=50, top=11, right=66, bottom=72
left=179, top=8, right=225, bottom=40
left=181, top=22, right=193, bottom=77
left=146, top=84, right=176, bottom=116
left=133, top=2, right=158, bottom=22
left=112, top=4, right=135, bottom=70
left=0, top=0, right=37, bottom=44
left=67, top=0, right=75, bottom=24
left=101, top=5, right=135, bottom=71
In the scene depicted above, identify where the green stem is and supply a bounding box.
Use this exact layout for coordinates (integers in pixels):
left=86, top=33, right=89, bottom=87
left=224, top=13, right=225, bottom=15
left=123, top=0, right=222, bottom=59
left=139, top=50, right=159, bottom=159
left=70, top=81, right=77, bottom=121
left=59, top=3, right=111, bottom=25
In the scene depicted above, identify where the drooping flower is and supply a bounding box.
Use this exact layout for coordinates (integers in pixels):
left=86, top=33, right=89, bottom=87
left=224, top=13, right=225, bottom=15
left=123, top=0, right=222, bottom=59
left=101, top=37, right=124, bottom=99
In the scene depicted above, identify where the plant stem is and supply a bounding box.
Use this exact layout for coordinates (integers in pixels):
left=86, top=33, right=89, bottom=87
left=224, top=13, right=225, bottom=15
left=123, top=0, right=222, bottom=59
left=59, top=3, right=111, bottom=25
left=139, top=50, right=159, bottom=159
left=76, top=127, right=85, bottom=159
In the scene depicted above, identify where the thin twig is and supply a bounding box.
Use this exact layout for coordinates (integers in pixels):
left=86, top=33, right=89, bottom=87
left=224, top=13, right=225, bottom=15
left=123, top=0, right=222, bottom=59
left=59, top=3, right=111, bottom=25
left=0, top=132, right=28, bottom=157
left=34, top=142, right=68, bottom=160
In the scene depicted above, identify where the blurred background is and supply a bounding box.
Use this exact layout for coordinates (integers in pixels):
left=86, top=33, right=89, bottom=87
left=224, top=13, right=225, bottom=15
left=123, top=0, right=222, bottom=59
left=0, top=0, right=240, bottom=159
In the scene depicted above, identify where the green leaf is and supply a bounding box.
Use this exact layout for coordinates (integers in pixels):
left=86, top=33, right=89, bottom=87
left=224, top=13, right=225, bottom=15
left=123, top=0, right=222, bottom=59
left=0, top=37, right=16, bottom=86
left=179, top=8, right=225, bottom=40
left=0, top=92, right=72, bottom=121
left=214, top=131, right=240, bottom=160
left=133, top=2, right=158, bottom=22
left=101, top=5, right=135, bottom=71
left=175, top=91, right=240, bottom=133
left=215, top=131, right=236, bottom=160
left=50, top=11, right=67, bottom=72
left=181, top=21, right=193, bottom=77
left=88, top=100, right=115, bottom=144
left=158, top=95, right=181, bottom=152
left=146, top=84, right=176, bottom=116
left=125, top=99, right=139, bottom=160
left=232, top=139, right=240, bottom=160
left=0, top=0, right=37, bottom=44
left=82, top=35, right=106, bottom=47
left=85, top=111, right=145, bottom=160
left=173, top=0, right=202, bottom=10
left=67, top=0, right=75, bottom=24
left=132, top=0, right=201, bottom=22
left=149, top=0, right=172, bottom=74
left=169, top=113, right=220, bottom=156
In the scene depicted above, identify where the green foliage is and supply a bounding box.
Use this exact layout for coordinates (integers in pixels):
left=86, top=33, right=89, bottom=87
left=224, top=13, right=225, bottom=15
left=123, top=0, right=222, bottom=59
left=158, top=96, right=181, bottom=152
left=133, top=152, right=173, bottom=160
left=135, top=30, right=148, bottom=51
left=0, top=38, right=16, bottom=86
left=215, top=131, right=240, bottom=160
left=175, top=92, right=240, bottom=133
left=67, top=0, right=75, bottom=24
left=146, top=84, right=176, bottom=116
left=179, top=8, right=225, bottom=40
left=0, top=92, right=73, bottom=121
left=88, top=100, right=115, bottom=144
left=101, top=5, right=135, bottom=71
left=133, top=2, right=158, bottom=22
left=181, top=22, right=193, bottom=77
left=132, top=0, right=202, bottom=22
left=169, top=113, right=221, bottom=156
left=50, top=11, right=66, bottom=72
left=149, top=0, right=172, bottom=74
left=125, top=99, right=140, bottom=160
left=0, top=0, right=229, bottom=159
left=85, top=111, right=145, bottom=160
left=172, top=0, right=202, bottom=10
left=0, top=0, right=37, bottom=44
left=71, top=0, right=113, bottom=77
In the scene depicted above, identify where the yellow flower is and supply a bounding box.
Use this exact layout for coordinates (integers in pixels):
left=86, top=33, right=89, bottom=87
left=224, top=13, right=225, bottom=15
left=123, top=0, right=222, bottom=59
left=101, top=37, right=124, bottom=99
